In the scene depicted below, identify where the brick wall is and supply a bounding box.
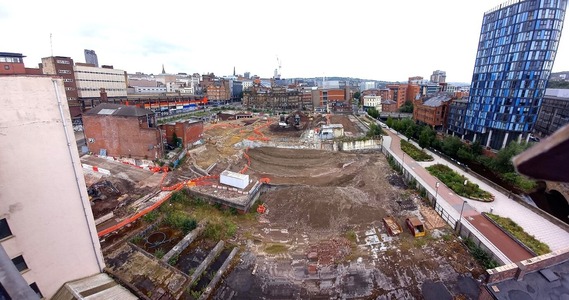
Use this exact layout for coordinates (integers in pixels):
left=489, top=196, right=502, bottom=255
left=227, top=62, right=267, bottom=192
left=84, top=115, right=162, bottom=159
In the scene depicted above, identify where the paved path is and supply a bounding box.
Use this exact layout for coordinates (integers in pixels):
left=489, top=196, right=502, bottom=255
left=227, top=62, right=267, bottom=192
left=384, top=130, right=534, bottom=263
left=407, top=138, right=569, bottom=252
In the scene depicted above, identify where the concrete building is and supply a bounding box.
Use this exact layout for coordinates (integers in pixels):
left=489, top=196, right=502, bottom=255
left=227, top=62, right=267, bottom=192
left=74, top=64, right=127, bottom=98
left=534, top=88, right=569, bottom=136
left=132, top=86, right=167, bottom=94
left=360, top=81, right=376, bottom=91
left=413, top=93, right=453, bottom=130
left=0, top=75, right=105, bottom=298
left=41, top=56, right=82, bottom=118
left=452, top=0, right=567, bottom=149
left=83, top=103, right=163, bottom=159
left=363, top=95, right=382, bottom=111
left=84, top=49, right=99, bottom=67
left=430, top=70, right=446, bottom=83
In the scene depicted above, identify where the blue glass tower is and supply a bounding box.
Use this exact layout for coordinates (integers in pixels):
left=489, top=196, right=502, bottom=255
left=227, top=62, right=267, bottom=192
left=457, top=0, right=566, bottom=149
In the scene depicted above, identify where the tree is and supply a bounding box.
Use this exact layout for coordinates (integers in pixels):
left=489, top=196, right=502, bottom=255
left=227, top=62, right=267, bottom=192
left=367, top=123, right=384, bottom=137
left=419, top=126, right=435, bottom=149
left=441, top=136, right=463, bottom=157
left=367, top=107, right=379, bottom=119
left=172, top=132, right=182, bottom=148
left=353, top=91, right=361, bottom=100
left=493, top=142, right=531, bottom=173
left=386, top=116, right=394, bottom=128
left=399, top=101, right=414, bottom=113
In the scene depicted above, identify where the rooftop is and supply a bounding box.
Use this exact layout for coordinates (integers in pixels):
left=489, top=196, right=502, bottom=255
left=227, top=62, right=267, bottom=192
left=0, top=52, right=25, bottom=58
left=85, top=103, right=154, bottom=117
left=423, top=93, right=453, bottom=107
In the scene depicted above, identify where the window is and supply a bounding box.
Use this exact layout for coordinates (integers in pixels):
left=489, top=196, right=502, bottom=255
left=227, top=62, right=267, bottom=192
left=0, top=282, right=10, bottom=300
left=0, top=219, right=12, bottom=239
left=29, top=283, right=42, bottom=298
left=11, top=255, right=28, bottom=272
left=56, top=59, right=70, bottom=64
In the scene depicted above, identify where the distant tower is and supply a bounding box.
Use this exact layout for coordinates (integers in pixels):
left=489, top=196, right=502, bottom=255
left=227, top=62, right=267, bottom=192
left=161, top=64, right=166, bottom=74
left=84, top=49, right=98, bottom=67
left=233, top=66, right=236, bottom=76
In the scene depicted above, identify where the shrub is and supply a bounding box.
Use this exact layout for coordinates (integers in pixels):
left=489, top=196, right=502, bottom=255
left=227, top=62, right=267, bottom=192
left=165, top=211, right=197, bottom=234
left=400, top=140, right=433, bottom=161
left=426, top=164, right=493, bottom=201
left=142, top=210, right=159, bottom=223
left=464, top=238, right=499, bottom=269
left=155, top=248, right=165, bottom=259
left=486, top=213, right=550, bottom=255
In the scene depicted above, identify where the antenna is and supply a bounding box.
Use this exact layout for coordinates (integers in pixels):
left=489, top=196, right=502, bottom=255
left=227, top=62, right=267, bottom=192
left=50, top=33, right=54, bottom=56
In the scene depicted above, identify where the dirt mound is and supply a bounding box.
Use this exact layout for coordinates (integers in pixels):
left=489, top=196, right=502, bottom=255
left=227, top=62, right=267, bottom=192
left=264, top=186, right=386, bottom=235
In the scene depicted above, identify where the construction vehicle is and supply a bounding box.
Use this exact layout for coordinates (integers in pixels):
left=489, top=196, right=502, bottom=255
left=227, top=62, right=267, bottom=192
left=383, top=216, right=402, bottom=236
left=405, top=217, right=426, bottom=237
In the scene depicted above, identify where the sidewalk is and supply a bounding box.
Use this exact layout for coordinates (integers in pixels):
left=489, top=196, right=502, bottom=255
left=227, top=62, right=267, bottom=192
left=404, top=136, right=569, bottom=252
left=384, top=131, right=534, bottom=263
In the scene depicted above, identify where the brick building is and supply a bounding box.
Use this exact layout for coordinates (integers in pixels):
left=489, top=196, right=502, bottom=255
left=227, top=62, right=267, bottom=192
left=161, top=120, right=204, bottom=148
left=413, top=93, right=453, bottom=130
left=83, top=103, right=162, bottom=159
left=382, top=99, right=398, bottom=112
left=386, top=84, right=407, bottom=108
left=0, top=52, right=26, bottom=75
left=41, top=56, right=82, bottom=118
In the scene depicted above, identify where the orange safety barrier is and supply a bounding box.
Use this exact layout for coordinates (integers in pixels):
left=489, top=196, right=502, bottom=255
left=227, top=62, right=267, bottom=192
left=97, top=183, right=183, bottom=237
left=257, top=204, right=267, bottom=214
left=259, top=177, right=271, bottom=184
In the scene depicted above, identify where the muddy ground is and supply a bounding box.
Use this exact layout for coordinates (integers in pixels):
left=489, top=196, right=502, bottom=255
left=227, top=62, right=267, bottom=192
left=93, top=114, right=485, bottom=299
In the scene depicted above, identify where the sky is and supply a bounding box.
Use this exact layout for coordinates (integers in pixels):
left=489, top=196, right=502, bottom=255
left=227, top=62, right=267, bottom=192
left=1, top=0, right=568, bottom=83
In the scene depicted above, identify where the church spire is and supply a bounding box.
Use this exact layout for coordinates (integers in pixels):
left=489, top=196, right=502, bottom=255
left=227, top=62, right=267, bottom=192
left=161, top=64, right=166, bottom=74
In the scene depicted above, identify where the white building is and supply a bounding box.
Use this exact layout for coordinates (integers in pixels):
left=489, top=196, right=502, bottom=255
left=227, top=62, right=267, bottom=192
left=0, top=76, right=106, bottom=298
left=360, top=81, right=375, bottom=91
left=242, top=80, right=253, bottom=90
left=363, top=95, right=382, bottom=111
left=133, top=86, right=167, bottom=94
left=74, top=65, right=127, bottom=98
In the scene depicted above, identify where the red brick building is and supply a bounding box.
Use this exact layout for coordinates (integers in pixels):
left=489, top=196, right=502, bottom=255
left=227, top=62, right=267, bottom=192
left=41, top=56, right=82, bottom=118
left=161, top=120, right=204, bottom=148
left=83, top=103, right=163, bottom=159
left=406, top=84, right=421, bottom=102
left=382, top=99, right=398, bottom=112
left=386, top=84, right=407, bottom=108
left=0, top=52, right=26, bottom=75
left=413, top=93, right=453, bottom=129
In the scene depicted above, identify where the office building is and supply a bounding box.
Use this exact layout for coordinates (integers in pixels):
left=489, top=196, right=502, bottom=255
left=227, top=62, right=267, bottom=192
left=84, top=49, right=99, bottom=67
left=534, top=88, right=569, bottom=136
left=41, top=56, right=82, bottom=118
left=0, top=75, right=105, bottom=298
left=430, top=70, right=447, bottom=84
left=453, top=0, right=567, bottom=149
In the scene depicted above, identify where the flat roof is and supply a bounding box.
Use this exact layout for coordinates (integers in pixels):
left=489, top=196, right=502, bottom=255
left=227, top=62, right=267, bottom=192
left=85, top=103, right=154, bottom=117
left=0, top=52, right=25, bottom=58
left=221, top=170, right=249, bottom=180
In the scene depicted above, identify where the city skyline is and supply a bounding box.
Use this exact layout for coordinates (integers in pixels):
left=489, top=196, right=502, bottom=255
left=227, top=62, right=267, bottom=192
left=1, top=0, right=568, bottom=82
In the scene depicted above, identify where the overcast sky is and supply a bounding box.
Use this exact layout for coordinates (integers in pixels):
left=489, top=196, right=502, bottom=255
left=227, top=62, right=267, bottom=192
left=2, top=0, right=568, bottom=83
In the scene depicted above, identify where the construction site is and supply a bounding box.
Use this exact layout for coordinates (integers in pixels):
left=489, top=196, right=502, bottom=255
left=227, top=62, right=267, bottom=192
left=85, top=110, right=485, bottom=299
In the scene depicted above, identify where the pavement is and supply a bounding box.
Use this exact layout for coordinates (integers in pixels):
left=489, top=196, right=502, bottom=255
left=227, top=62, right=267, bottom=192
left=381, top=126, right=569, bottom=263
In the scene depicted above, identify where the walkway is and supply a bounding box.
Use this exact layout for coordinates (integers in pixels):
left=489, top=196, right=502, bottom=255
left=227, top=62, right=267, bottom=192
left=384, top=126, right=569, bottom=259
left=384, top=130, right=533, bottom=263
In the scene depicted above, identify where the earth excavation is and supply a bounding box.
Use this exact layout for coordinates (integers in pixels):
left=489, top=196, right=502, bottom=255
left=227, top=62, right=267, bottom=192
left=85, top=111, right=485, bottom=299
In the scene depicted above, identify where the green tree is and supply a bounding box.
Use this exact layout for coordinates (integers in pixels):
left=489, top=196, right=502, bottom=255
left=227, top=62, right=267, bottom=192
left=353, top=91, right=361, bottom=100
left=399, top=101, right=414, bottom=113
left=493, top=142, right=531, bottom=173
left=367, top=107, right=380, bottom=119
left=367, top=123, right=384, bottom=137
left=172, top=132, right=182, bottom=148
left=418, top=126, right=435, bottom=149
left=386, top=116, right=394, bottom=128
left=441, top=136, right=463, bottom=157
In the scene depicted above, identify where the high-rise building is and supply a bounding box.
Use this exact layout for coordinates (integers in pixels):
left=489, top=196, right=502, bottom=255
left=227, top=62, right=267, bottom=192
left=430, top=70, right=446, bottom=84
left=0, top=75, right=105, bottom=298
left=41, top=56, right=82, bottom=119
left=84, top=49, right=99, bottom=67
left=450, top=0, right=567, bottom=149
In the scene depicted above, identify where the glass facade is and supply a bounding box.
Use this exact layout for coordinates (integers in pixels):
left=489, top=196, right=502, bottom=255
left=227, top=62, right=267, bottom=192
left=460, top=0, right=566, bottom=149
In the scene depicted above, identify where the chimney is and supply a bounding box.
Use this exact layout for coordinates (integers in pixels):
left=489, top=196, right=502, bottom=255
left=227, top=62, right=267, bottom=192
left=100, top=88, right=108, bottom=102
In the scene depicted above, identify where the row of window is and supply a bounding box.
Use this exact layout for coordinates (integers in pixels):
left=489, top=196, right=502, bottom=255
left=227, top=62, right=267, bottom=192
left=56, top=59, right=71, bottom=64
left=58, top=69, right=72, bottom=74
left=0, top=219, right=42, bottom=297
left=75, top=70, right=124, bottom=75
left=0, top=57, right=23, bottom=63
left=76, top=79, right=125, bottom=83
left=484, top=7, right=562, bottom=32
left=78, top=88, right=126, bottom=92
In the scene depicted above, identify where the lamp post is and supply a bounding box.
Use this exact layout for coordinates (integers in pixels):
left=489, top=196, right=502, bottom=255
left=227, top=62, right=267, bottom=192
left=457, top=200, right=467, bottom=232
left=434, top=182, right=440, bottom=208
left=402, top=151, right=405, bottom=164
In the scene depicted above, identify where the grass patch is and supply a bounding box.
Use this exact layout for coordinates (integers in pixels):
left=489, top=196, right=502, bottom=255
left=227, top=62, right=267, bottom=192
left=400, top=140, right=433, bottom=161
left=164, top=211, right=197, bottom=234
left=486, top=213, right=550, bottom=255
left=264, top=244, right=288, bottom=254
left=154, top=248, right=165, bottom=259
left=426, top=164, right=494, bottom=201
left=344, top=230, right=357, bottom=244
left=464, top=238, right=499, bottom=269
left=142, top=210, right=159, bottom=223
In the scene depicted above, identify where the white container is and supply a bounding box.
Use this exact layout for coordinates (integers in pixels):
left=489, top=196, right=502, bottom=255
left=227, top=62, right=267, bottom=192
left=220, top=170, right=249, bottom=189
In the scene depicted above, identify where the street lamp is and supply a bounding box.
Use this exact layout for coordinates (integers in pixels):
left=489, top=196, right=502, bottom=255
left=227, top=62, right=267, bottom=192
left=434, top=182, right=440, bottom=208
left=457, top=200, right=467, bottom=232
left=402, top=152, right=405, bottom=164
